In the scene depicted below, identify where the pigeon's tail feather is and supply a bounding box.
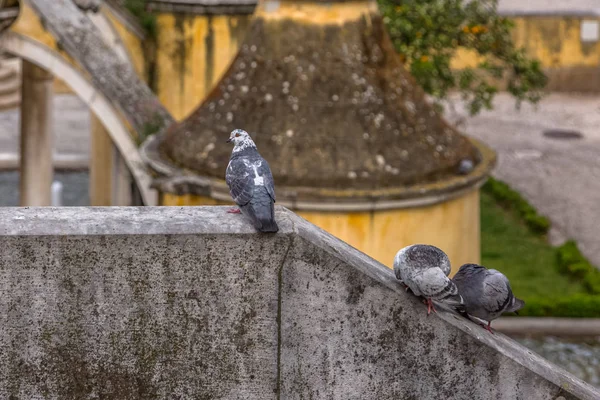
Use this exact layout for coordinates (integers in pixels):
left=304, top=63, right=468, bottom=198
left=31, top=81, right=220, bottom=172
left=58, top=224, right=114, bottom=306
left=242, top=190, right=279, bottom=233
left=255, top=202, right=279, bottom=233
left=506, top=297, right=525, bottom=313
left=244, top=206, right=279, bottom=233
left=258, top=218, right=279, bottom=233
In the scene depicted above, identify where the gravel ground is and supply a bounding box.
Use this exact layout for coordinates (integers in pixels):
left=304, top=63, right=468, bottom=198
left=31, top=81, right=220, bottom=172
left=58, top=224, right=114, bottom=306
left=446, top=92, right=600, bottom=268
left=517, top=336, right=600, bottom=388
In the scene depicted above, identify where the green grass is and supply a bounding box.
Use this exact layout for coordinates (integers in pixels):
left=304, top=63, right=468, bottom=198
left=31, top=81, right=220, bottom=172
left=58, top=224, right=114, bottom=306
left=481, top=191, right=586, bottom=300
left=482, top=178, right=550, bottom=234
left=480, top=181, right=600, bottom=317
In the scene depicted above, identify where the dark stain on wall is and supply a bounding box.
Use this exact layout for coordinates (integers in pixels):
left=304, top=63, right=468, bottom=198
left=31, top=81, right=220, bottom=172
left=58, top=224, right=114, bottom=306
left=205, top=15, right=215, bottom=95
left=174, top=14, right=188, bottom=101
left=228, top=15, right=252, bottom=45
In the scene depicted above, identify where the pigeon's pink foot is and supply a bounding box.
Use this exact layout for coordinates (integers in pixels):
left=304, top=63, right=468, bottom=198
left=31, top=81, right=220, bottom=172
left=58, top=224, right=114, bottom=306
left=424, top=298, right=437, bottom=315
left=227, top=208, right=241, bottom=214
left=482, top=321, right=494, bottom=334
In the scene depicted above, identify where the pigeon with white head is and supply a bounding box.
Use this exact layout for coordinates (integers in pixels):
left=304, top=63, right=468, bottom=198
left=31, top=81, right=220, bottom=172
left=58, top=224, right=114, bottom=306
left=225, top=129, right=278, bottom=233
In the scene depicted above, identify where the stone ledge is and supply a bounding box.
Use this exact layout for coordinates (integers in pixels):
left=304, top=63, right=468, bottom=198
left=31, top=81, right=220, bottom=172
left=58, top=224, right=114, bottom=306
left=0, top=206, right=597, bottom=399
left=0, top=206, right=295, bottom=236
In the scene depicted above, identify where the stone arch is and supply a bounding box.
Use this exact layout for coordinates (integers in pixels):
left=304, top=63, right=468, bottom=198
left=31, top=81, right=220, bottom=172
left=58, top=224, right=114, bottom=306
left=1, top=31, right=158, bottom=205
left=0, top=0, right=174, bottom=206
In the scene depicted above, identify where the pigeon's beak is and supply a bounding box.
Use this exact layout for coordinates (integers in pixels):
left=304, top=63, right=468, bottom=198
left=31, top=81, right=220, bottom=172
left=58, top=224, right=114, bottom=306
left=226, top=138, right=232, bottom=143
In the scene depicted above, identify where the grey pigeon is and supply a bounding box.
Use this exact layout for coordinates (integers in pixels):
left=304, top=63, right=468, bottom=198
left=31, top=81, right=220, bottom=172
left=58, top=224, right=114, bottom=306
left=225, top=129, right=278, bottom=233
left=393, top=244, right=463, bottom=315
left=452, top=263, right=525, bottom=333
left=458, top=158, right=474, bottom=175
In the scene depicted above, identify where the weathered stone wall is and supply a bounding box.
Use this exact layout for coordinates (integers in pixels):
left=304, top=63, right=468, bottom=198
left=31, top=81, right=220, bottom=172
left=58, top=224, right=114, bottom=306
left=0, top=207, right=597, bottom=399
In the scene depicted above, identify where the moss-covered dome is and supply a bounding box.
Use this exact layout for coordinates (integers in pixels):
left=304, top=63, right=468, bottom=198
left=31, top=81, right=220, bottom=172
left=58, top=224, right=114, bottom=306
left=158, top=0, right=481, bottom=191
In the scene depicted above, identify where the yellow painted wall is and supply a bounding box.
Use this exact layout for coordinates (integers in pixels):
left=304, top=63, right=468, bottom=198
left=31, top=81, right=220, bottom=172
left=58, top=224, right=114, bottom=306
left=514, top=17, right=600, bottom=68
left=452, top=16, right=600, bottom=91
left=161, top=189, right=481, bottom=274
left=154, top=13, right=251, bottom=120
left=453, top=17, right=600, bottom=69
left=39, top=9, right=252, bottom=116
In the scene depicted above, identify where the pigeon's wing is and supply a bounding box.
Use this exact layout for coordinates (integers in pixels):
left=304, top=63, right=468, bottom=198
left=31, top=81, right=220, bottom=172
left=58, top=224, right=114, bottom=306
left=452, top=264, right=485, bottom=297
left=481, top=272, right=511, bottom=314
left=258, top=157, right=276, bottom=202
left=417, top=268, right=460, bottom=302
left=226, top=158, right=254, bottom=206
left=399, top=265, right=422, bottom=296
left=393, top=246, right=410, bottom=282
left=439, top=255, right=452, bottom=277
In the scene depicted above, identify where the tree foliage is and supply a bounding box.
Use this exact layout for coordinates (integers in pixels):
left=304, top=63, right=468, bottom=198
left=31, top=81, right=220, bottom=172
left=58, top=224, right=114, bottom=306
left=124, top=0, right=156, bottom=38
left=378, top=0, right=548, bottom=115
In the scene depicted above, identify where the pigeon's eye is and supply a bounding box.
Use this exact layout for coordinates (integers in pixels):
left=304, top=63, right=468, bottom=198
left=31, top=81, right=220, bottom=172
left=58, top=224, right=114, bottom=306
left=235, top=133, right=241, bottom=137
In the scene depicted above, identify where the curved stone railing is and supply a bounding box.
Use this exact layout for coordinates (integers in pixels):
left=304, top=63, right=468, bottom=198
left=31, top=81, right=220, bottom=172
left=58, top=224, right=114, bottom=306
left=0, top=0, right=175, bottom=205
left=0, top=206, right=597, bottom=399
left=23, top=0, right=172, bottom=135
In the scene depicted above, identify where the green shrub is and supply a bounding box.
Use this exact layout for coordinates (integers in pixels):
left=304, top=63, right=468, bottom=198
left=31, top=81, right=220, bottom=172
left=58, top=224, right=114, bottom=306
left=523, top=214, right=551, bottom=235
left=481, top=179, right=600, bottom=318
left=557, top=240, right=582, bottom=269
left=556, top=240, right=600, bottom=295
left=124, top=0, right=157, bottom=38
left=516, top=294, right=600, bottom=318
left=482, top=177, right=551, bottom=235
left=584, top=271, right=600, bottom=294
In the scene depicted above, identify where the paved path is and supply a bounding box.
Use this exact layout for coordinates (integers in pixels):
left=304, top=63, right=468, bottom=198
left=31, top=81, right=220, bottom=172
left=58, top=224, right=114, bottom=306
left=447, top=93, right=600, bottom=268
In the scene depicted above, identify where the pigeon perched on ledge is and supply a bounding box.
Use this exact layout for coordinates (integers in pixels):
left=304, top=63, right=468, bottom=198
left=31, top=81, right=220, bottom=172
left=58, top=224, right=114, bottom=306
left=452, top=263, right=525, bottom=334
left=225, top=129, right=278, bottom=233
left=393, top=244, right=464, bottom=315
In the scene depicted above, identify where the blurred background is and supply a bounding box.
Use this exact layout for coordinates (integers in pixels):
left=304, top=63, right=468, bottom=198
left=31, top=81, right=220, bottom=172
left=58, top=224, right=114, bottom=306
left=0, top=0, right=599, bottom=388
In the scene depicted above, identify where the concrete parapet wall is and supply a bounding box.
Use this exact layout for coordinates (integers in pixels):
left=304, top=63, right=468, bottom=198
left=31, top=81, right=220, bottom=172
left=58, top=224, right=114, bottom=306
left=0, top=207, right=597, bottom=399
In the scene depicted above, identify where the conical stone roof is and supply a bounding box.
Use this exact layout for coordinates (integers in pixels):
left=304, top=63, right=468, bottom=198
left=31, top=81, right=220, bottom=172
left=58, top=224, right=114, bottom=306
left=155, top=0, right=490, bottom=201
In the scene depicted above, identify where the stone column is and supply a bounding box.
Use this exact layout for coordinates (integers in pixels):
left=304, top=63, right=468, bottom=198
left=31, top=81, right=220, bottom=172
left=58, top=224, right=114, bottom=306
left=90, top=115, right=132, bottom=206
left=89, top=115, right=113, bottom=206
left=19, top=60, right=54, bottom=206
left=111, top=144, right=132, bottom=206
